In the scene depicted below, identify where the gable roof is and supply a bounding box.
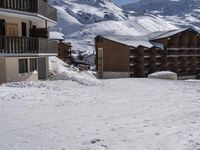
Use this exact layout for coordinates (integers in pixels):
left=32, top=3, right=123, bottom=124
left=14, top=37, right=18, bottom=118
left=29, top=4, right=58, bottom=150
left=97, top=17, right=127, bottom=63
left=97, top=28, right=200, bottom=49
left=99, top=35, right=154, bottom=48
left=149, top=28, right=200, bottom=40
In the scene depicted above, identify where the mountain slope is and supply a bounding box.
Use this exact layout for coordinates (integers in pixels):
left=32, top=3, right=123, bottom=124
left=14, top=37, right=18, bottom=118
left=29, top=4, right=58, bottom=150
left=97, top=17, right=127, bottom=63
left=66, top=16, right=177, bottom=53
left=49, top=0, right=127, bottom=35
left=123, top=0, right=200, bottom=30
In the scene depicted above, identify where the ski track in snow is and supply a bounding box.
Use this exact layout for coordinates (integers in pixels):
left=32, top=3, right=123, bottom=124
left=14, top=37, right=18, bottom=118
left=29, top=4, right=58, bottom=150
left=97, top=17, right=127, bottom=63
left=0, top=79, right=200, bottom=150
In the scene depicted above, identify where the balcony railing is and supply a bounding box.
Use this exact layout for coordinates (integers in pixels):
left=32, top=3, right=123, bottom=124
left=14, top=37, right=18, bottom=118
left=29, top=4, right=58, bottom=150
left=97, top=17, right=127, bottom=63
left=0, top=0, right=57, bottom=22
left=0, top=36, right=57, bottom=54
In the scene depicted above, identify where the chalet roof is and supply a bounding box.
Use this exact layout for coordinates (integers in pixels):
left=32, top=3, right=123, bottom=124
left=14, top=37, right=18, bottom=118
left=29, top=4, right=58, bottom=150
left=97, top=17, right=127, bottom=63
left=149, top=28, right=199, bottom=40
left=100, top=35, right=154, bottom=48
left=98, top=28, right=199, bottom=49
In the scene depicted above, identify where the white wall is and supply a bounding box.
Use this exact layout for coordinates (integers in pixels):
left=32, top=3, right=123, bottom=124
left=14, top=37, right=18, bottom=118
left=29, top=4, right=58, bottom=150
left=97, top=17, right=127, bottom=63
left=4, top=57, right=39, bottom=83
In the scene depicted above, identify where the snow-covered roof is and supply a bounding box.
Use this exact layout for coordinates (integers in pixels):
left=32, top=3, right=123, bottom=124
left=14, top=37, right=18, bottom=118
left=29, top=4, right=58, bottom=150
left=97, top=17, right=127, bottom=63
left=99, top=28, right=199, bottom=49
left=150, top=28, right=187, bottom=40
left=101, top=35, right=154, bottom=48
left=149, top=28, right=200, bottom=40
left=49, top=32, right=65, bottom=40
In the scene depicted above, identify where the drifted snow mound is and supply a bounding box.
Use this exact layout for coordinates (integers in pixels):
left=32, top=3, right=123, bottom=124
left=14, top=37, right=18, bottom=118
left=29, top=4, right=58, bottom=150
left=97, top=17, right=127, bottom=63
left=49, top=56, right=100, bottom=85
left=148, top=71, right=177, bottom=80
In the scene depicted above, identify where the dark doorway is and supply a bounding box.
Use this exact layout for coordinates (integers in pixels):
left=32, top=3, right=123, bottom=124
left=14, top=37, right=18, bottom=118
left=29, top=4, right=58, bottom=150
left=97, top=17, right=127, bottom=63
left=0, top=19, right=5, bottom=50
left=21, top=22, right=27, bottom=37
left=0, top=19, right=5, bottom=36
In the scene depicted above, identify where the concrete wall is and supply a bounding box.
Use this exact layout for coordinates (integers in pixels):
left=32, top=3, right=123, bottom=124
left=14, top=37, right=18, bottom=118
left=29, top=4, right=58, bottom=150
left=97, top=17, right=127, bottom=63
left=0, top=57, right=39, bottom=84
left=38, top=57, right=49, bottom=80
left=6, top=57, right=39, bottom=82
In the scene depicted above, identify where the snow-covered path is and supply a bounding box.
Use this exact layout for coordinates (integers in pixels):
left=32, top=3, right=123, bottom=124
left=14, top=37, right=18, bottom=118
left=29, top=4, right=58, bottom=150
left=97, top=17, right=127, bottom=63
left=0, top=79, right=200, bottom=150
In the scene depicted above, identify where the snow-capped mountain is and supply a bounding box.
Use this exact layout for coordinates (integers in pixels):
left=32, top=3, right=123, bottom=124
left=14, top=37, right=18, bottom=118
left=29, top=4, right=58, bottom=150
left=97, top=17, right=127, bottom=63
left=49, top=0, right=127, bottom=35
left=49, top=0, right=178, bottom=65
left=123, top=0, right=200, bottom=30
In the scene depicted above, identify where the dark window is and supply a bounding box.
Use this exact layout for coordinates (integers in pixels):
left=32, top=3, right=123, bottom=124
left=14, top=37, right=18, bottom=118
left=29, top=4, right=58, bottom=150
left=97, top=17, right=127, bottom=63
left=32, top=25, right=36, bottom=29
left=21, top=22, right=27, bottom=37
left=0, top=19, right=5, bottom=49
left=19, top=59, right=28, bottom=74
left=30, top=58, right=38, bottom=72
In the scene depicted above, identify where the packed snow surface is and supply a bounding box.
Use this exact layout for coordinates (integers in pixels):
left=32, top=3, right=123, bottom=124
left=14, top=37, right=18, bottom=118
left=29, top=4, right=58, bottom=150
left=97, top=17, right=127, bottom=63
left=1, top=78, right=200, bottom=150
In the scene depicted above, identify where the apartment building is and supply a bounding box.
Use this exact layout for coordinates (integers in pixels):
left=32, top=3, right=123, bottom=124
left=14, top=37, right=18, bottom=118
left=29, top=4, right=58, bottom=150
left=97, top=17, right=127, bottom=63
left=95, top=28, right=200, bottom=79
left=0, top=0, right=58, bottom=83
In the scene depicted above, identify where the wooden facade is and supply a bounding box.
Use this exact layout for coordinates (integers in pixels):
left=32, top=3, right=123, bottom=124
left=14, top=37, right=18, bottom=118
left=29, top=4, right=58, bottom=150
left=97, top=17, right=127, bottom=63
left=95, top=28, right=200, bottom=79
left=95, top=36, right=130, bottom=78
left=58, top=42, right=72, bottom=63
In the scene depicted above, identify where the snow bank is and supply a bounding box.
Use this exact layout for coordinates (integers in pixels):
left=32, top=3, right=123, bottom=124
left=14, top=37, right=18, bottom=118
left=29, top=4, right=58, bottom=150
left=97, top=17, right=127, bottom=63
left=148, top=71, right=177, bottom=80
left=49, top=56, right=100, bottom=85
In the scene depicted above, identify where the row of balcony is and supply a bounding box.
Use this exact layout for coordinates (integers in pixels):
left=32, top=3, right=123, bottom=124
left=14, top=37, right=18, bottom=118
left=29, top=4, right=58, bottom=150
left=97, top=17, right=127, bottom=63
left=0, top=36, right=57, bottom=54
left=0, top=0, right=57, bottom=22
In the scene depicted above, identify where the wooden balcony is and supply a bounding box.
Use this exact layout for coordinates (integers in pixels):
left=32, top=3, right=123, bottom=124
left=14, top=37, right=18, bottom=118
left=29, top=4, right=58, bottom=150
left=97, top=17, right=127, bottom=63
left=0, top=36, right=57, bottom=54
left=0, top=0, right=57, bottom=22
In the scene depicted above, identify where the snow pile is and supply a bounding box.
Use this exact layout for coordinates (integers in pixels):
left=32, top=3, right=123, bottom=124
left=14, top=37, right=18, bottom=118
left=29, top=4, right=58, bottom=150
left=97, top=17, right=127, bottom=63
left=49, top=56, right=100, bottom=85
left=148, top=71, right=177, bottom=80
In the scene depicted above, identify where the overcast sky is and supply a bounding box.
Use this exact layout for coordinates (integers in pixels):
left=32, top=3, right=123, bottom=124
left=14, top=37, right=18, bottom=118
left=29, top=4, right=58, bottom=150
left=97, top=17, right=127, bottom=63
left=113, top=0, right=138, bottom=5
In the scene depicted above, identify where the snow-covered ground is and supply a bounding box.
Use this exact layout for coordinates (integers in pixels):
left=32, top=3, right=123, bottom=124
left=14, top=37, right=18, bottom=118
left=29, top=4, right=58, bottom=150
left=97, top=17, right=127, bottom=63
left=1, top=78, right=200, bottom=150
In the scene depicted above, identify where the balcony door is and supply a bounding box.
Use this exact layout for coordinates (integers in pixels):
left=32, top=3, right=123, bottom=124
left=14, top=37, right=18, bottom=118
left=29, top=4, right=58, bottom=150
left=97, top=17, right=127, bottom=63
left=0, top=19, right=5, bottom=50
left=6, top=23, right=18, bottom=51
left=21, top=22, right=27, bottom=37
left=6, top=23, right=18, bottom=37
left=0, top=20, right=5, bottom=36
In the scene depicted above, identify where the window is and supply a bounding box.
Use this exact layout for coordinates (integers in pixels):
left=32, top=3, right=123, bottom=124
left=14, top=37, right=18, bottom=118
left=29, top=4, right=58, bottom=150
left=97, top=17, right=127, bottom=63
left=30, top=58, right=38, bottom=72
left=19, top=59, right=28, bottom=74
